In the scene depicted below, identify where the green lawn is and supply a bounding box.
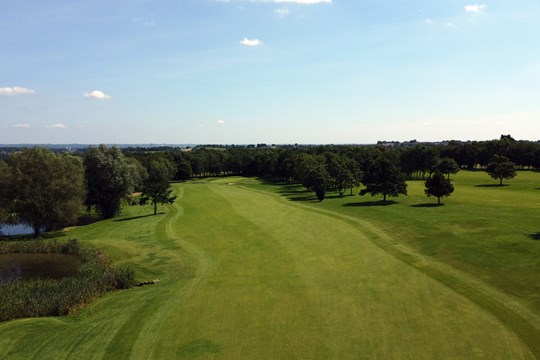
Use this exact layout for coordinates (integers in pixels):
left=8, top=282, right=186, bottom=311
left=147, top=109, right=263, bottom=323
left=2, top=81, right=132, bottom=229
left=0, top=171, right=539, bottom=359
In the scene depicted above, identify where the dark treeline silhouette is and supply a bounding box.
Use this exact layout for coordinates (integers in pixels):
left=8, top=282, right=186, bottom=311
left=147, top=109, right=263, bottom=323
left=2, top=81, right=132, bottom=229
left=125, top=135, right=540, bottom=183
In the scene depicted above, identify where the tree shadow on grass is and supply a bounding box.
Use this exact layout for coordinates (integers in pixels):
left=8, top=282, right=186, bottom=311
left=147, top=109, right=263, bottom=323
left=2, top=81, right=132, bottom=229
left=343, top=200, right=397, bottom=207
left=411, top=203, right=444, bottom=208
left=114, top=213, right=164, bottom=222
left=529, top=233, right=540, bottom=241
left=325, top=194, right=354, bottom=200
left=287, top=196, right=319, bottom=203
left=475, top=184, right=509, bottom=188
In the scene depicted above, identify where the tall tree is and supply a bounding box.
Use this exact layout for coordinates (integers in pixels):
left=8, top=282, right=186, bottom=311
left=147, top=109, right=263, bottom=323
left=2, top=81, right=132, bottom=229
left=425, top=171, right=454, bottom=205
left=141, top=159, right=177, bottom=215
left=436, top=158, right=460, bottom=180
left=0, top=148, right=85, bottom=238
left=360, top=152, right=407, bottom=202
left=324, top=152, right=353, bottom=197
left=0, top=160, right=12, bottom=225
left=84, top=145, right=136, bottom=218
left=486, top=155, right=517, bottom=185
left=304, top=163, right=330, bottom=202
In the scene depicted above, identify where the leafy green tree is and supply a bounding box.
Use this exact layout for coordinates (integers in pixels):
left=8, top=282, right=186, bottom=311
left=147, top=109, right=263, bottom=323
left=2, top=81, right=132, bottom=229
left=84, top=145, right=136, bottom=218
left=304, top=164, right=331, bottom=202
left=125, top=156, right=148, bottom=192
left=175, top=160, right=193, bottom=180
left=1, top=148, right=85, bottom=238
left=486, top=155, right=517, bottom=185
left=141, top=159, right=177, bottom=215
left=436, top=158, right=460, bottom=179
left=324, top=152, right=353, bottom=197
left=360, top=153, right=407, bottom=202
left=425, top=171, right=454, bottom=205
left=0, top=160, right=12, bottom=225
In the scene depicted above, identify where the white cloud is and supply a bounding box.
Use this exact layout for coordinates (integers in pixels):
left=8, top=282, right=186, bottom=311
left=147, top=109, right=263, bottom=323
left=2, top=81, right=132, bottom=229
left=0, top=87, right=36, bottom=96
left=424, top=19, right=434, bottom=25
left=241, top=37, right=262, bottom=46
left=83, top=90, right=111, bottom=100
left=217, top=120, right=226, bottom=125
left=13, top=123, right=30, bottom=128
left=465, top=4, right=487, bottom=13
left=46, top=123, right=67, bottom=129
left=274, top=7, right=290, bottom=17
left=446, top=22, right=457, bottom=28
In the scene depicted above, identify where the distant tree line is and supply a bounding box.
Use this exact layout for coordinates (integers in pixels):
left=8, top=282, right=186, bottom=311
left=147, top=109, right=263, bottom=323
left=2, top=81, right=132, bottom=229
left=124, top=135, right=532, bottom=202
left=0, top=135, right=535, bottom=236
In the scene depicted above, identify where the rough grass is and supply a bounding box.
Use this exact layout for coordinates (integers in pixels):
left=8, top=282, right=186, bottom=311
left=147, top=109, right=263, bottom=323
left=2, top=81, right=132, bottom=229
left=0, top=172, right=538, bottom=359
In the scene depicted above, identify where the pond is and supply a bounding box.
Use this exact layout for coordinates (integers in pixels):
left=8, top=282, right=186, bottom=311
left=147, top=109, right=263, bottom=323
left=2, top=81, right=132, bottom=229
left=0, top=254, right=82, bottom=283
left=0, top=224, right=36, bottom=236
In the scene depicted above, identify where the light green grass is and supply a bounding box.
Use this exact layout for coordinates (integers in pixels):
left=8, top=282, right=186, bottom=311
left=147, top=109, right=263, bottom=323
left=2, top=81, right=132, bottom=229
left=0, top=172, right=538, bottom=359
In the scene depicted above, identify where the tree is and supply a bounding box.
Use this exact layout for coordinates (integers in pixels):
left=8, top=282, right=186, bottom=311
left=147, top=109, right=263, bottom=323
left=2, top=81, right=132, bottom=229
left=360, top=152, right=407, bottom=202
left=84, top=145, right=136, bottom=218
left=324, top=152, right=353, bottom=197
left=425, top=171, right=454, bottom=205
left=175, top=160, right=193, bottom=180
left=486, top=155, right=517, bottom=185
left=0, top=148, right=85, bottom=238
left=436, top=158, right=460, bottom=179
left=141, top=159, right=177, bottom=215
left=0, top=160, right=12, bottom=225
left=304, top=164, right=330, bottom=202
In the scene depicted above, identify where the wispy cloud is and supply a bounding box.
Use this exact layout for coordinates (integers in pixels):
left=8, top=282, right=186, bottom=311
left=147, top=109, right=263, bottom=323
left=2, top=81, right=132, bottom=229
left=132, top=17, right=156, bottom=26
left=83, top=90, right=111, bottom=100
left=446, top=22, right=457, bottom=28
left=465, top=4, right=487, bottom=13
left=0, top=87, right=36, bottom=96
left=274, top=7, right=290, bottom=17
left=241, top=38, right=262, bottom=46
left=217, top=120, right=226, bottom=125
left=46, top=123, right=67, bottom=129
left=13, top=123, right=30, bottom=128
left=424, top=19, right=434, bottom=25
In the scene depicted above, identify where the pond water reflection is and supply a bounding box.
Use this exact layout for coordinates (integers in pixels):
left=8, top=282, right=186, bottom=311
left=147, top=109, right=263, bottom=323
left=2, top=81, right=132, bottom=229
left=0, top=224, right=35, bottom=236
left=0, top=254, right=81, bottom=283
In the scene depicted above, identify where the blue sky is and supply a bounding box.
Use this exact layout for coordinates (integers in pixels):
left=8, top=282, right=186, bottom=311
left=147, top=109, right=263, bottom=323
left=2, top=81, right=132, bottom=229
left=1, top=0, right=539, bottom=144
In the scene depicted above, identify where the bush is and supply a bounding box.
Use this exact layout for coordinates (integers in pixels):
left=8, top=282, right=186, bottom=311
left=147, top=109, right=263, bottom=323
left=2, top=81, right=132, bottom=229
left=0, top=239, right=136, bottom=322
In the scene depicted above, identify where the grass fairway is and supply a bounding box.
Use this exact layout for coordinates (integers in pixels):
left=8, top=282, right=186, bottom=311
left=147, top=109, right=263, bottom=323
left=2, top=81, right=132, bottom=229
left=1, top=172, right=539, bottom=359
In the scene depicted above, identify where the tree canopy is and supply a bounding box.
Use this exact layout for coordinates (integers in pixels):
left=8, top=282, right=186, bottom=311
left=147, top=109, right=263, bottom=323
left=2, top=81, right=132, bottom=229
left=84, top=145, right=137, bottom=218
left=360, top=152, right=407, bottom=202
left=141, top=159, right=177, bottom=215
left=0, top=147, right=85, bottom=237
left=425, top=171, right=454, bottom=205
left=486, top=155, right=517, bottom=185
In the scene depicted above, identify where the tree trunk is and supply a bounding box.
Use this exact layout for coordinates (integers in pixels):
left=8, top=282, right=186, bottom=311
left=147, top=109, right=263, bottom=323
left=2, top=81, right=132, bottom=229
left=383, top=193, right=387, bottom=202
left=437, top=196, right=441, bottom=205
left=154, top=201, right=157, bottom=215
left=33, top=226, right=41, bottom=238
left=500, top=178, right=503, bottom=186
